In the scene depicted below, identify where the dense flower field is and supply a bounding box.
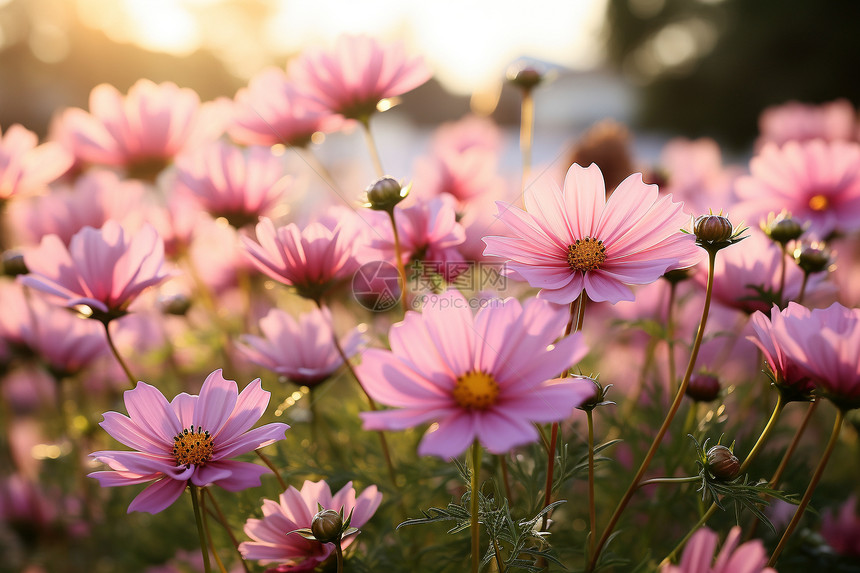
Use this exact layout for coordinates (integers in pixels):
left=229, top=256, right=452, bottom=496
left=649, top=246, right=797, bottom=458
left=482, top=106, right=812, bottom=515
left=1, top=33, right=859, bottom=573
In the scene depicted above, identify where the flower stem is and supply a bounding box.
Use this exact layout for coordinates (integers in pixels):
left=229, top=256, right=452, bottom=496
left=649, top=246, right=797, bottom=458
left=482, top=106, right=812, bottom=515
left=386, top=209, right=409, bottom=312
left=102, top=320, right=136, bottom=389
left=471, top=440, right=481, bottom=573
left=199, top=491, right=228, bottom=573
left=797, top=271, right=810, bottom=305
left=768, top=408, right=844, bottom=567
left=637, top=476, right=701, bottom=488
left=660, top=392, right=785, bottom=565
left=519, top=90, right=535, bottom=194
left=255, top=449, right=287, bottom=490
left=666, top=281, right=678, bottom=393
left=586, top=409, right=597, bottom=559
left=203, top=489, right=252, bottom=573
left=777, top=243, right=788, bottom=307
left=493, top=537, right=506, bottom=573
left=335, top=542, right=345, bottom=573
left=360, top=117, right=385, bottom=178
left=498, top=454, right=513, bottom=502
left=190, top=484, right=212, bottom=573
left=588, top=250, right=717, bottom=573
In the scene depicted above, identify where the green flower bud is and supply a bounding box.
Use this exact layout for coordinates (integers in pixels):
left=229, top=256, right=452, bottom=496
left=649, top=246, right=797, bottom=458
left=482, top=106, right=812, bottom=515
left=311, top=509, right=343, bottom=544
left=706, top=445, right=740, bottom=480
left=761, top=211, right=804, bottom=245
left=365, top=177, right=409, bottom=212
left=794, top=242, right=832, bottom=274
left=694, top=214, right=734, bottom=243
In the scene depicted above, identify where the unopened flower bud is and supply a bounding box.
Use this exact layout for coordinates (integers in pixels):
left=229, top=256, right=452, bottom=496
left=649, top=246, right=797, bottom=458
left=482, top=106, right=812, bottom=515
left=762, top=212, right=804, bottom=245
left=311, top=509, right=343, bottom=544
left=160, top=293, right=192, bottom=316
left=794, top=243, right=832, bottom=274
left=662, top=267, right=695, bottom=285
left=686, top=372, right=721, bottom=402
left=706, top=445, right=740, bottom=480
left=365, top=177, right=408, bottom=212
left=694, top=214, right=734, bottom=243
left=506, top=65, right=544, bottom=91
left=1, top=250, right=28, bottom=277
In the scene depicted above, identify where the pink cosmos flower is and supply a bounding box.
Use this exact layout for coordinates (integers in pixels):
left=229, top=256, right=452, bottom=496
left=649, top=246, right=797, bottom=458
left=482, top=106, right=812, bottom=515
left=757, top=99, right=857, bottom=148
left=239, top=479, right=382, bottom=572
left=230, top=67, right=343, bottom=147
left=88, top=369, right=289, bottom=514
left=359, top=290, right=593, bottom=458
left=821, top=496, right=860, bottom=557
left=242, top=217, right=359, bottom=300
left=429, top=114, right=504, bottom=157
left=734, top=140, right=860, bottom=237
left=173, top=140, right=292, bottom=229
left=483, top=163, right=700, bottom=304
left=56, top=79, right=229, bottom=177
left=748, top=305, right=815, bottom=394
left=20, top=221, right=171, bottom=319
left=658, top=138, right=740, bottom=216
left=413, top=148, right=507, bottom=209
left=237, top=307, right=363, bottom=386
left=770, top=302, right=860, bottom=410
left=8, top=170, right=146, bottom=247
left=0, top=124, right=72, bottom=200
left=288, top=34, right=432, bottom=120
left=661, top=526, right=776, bottom=573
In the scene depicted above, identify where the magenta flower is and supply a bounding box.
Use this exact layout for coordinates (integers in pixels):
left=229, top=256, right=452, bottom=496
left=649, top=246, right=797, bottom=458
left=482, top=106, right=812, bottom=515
left=735, top=140, right=860, bottom=237
left=359, top=290, right=593, bottom=458
left=288, top=34, right=431, bottom=121
left=770, top=302, right=860, bottom=410
left=242, top=217, right=359, bottom=301
left=56, top=79, right=228, bottom=177
left=239, top=479, right=382, bottom=572
left=88, top=369, right=289, bottom=514
left=0, top=124, right=72, bottom=201
left=237, top=306, right=363, bottom=386
left=661, top=526, right=776, bottom=573
left=230, top=67, right=343, bottom=147
left=483, top=163, right=700, bottom=304
left=174, top=140, right=292, bottom=229
left=20, top=221, right=171, bottom=321
left=821, top=496, right=860, bottom=558
left=748, top=305, right=815, bottom=395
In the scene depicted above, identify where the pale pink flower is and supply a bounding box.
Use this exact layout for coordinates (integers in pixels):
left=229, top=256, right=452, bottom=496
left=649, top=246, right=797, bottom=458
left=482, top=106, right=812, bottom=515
left=821, top=496, right=860, bottom=557
left=748, top=305, right=815, bottom=394
left=734, top=140, right=860, bottom=237
left=658, top=138, right=740, bottom=216
left=242, top=217, right=359, bottom=300
left=238, top=307, right=363, bottom=386
left=413, top=148, right=507, bottom=208
left=359, top=290, right=593, bottom=459
left=429, top=114, right=504, bottom=157
left=88, top=369, right=289, bottom=514
left=239, top=479, right=382, bottom=572
left=174, top=140, right=292, bottom=229
left=56, top=79, right=228, bottom=177
left=288, top=34, right=432, bottom=120
left=0, top=124, right=72, bottom=200
left=770, top=302, right=860, bottom=410
left=661, top=526, right=776, bottom=573
left=483, top=163, right=700, bottom=304
left=230, top=67, right=343, bottom=147
left=20, top=221, right=171, bottom=319
left=757, top=99, right=857, bottom=148
left=7, top=170, right=146, bottom=246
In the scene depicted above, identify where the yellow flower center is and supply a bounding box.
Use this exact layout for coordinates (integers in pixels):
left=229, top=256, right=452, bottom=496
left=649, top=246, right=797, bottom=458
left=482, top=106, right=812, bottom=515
left=452, top=371, right=500, bottom=410
left=567, top=237, right=606, bottom=272
left=808, top=194, right=829, bottom=211
left=172, top=426, right=214, bottom=467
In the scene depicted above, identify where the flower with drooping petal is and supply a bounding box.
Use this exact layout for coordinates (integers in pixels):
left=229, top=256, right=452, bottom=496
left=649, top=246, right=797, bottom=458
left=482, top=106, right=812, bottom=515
left=88, top=369, right=289, bottom=514
left=757, top=99, right=857, bottom=148
left=748, top=305, right=815, bottom=397
left=241, top=217, right=359, bottom=301
left=230, top=67, right=343, bottom=147
left=174, top=140, right=292, bottom=229
left=288, top=34, right=431, bottom=121
left=821, top=496, right=860, bottom=558
left=237, top=306, right=363, bottom=386
left=239, top=479, right=382, bottom=572
left=0, top=124, right=72, bottom=201
left=359, top=290, right=593, bottom=459
left=483, top=163, right=701, bottom=304
left=55, top=79, right=229, bottom=179
left=661, top=526, right=776, bottom=573
left=770, top=302, right=860, bottom=410
left=735, top=140, right=860, bottom=237
left=20, top=221, right=171, bottom=321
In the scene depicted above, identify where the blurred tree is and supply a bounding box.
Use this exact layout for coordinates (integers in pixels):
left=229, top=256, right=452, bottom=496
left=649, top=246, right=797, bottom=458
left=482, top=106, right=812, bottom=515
left=604, top=0, right=860, bottom=149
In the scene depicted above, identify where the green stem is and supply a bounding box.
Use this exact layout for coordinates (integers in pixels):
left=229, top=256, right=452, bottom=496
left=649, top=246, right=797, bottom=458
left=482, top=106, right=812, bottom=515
left=777, top=243, right=788, bottom=307
left=204, top=489, right=251, bottom=573
left=637, top=476, right=701, bottom=488
left=499, top=454, right=513, bottom=502
left=103, top=320, right=136, bottom=389
left=797, top=272, right=810, bottom=305
left=255, top=450, right=287, bottom=490
left=666, top=281, right=678, bottom=393
left=586, top=409, right=596, bottom=559
left=769, top=399, right=817, bottom=488
left=768, top=408, right=844, bottom=567
left=190, top=485, right=212, bottom=573
left=200, top=491, right=228, bottom=573
left=386, top=209, right=409, bottom=312
left=360, top=117, right=385, bottom=177
left=493, top=537, right=506, bottom=573
left=471, top=440, right=481, bottom=573
left=335, top=542, right=344, bottom=573
left=588, top=250, right=717, bottom=572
